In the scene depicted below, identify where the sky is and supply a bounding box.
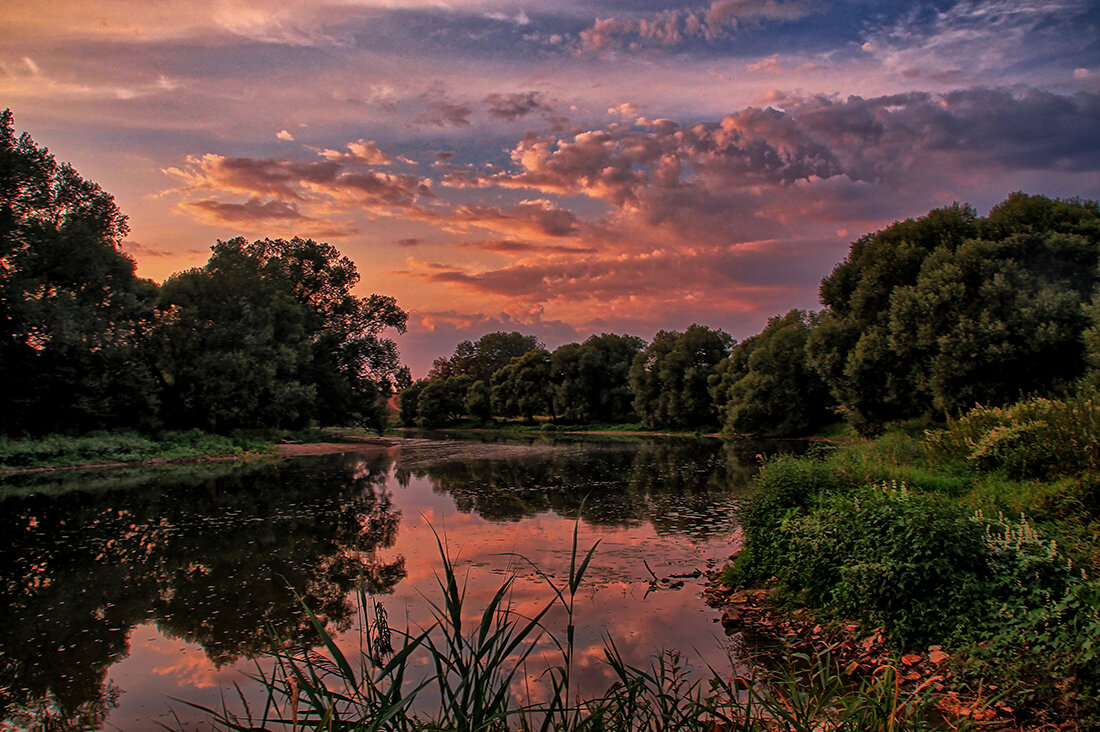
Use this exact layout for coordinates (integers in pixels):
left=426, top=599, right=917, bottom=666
left=4, top=0, right=1100, bottom=376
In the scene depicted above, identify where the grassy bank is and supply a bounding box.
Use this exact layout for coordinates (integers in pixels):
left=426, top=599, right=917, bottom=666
left=723, top=392, right=1100, bottom=727
left=0, top=428, right=339, bottom=470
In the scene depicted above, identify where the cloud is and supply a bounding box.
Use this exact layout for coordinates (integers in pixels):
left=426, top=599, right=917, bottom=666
left=397, top=237, right=423, bottom=247
left=457, top=239, right=597, bottom=255
left=448, top=88, right=1100, bottom=225
left=277, top=129, right=294, bottom=141
left=577, top=0, right=813, bottom=53
left=858, top=0, right=1098, bottom=87
left=431, top=199, right=583, bottom=239
left=180, top=196, right=308, bottom=224
left=418, top=99, right=473, bottom=127
left=485, top=91, right=548, bottom=121
left=165, top=149, right=434, bottom=216
left=123, top=240, right=200, bottom=257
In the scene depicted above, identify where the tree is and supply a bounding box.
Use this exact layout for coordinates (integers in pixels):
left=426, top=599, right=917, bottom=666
left=157, top=237, right=407, bottom=432
left=0, top=109, right=159, bottom=434
left=464, top=380, right=493, bottom=424
left=399, top=379, right=428, bottom=425
left=449, top=331, right=542, bottom=383
left=629, top=324, right=732, bottom=429
left=809, top=194, right=1100, bottom=433
left=416, top=375, right=472, bottom=427
left=710, top=310, right=833, bottom=436
left=156, top=243, right=316, bottom=431
left=551, top=333, right=644, bottom=422
left=491, top=348, right=554, bottom=422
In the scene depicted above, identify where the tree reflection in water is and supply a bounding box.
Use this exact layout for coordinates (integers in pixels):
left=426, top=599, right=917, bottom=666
left=398, top=437, right=771, bottom=539
left=0, top=454, right=405, bottom=729
left=1, top=435, right=803, bottom=730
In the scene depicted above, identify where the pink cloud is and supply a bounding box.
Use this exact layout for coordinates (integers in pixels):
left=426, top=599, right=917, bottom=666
left=577, top=0, right=812, bottom=53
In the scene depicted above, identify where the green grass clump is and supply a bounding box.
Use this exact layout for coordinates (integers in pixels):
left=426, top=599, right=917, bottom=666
left=0, top=429, right=272, bottom=469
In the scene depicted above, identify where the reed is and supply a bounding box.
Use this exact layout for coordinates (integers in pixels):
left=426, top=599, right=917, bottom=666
left=176, top=520, right=956, bottom=731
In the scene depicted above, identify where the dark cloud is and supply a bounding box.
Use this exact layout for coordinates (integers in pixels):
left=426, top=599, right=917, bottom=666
left=416, top=199, right=584, bottom=239
left=123, top=240, right=199, bottom=257
left=457, top=239, right=597, bottom=255
left=181, top=196, right=308, bottom=224
left=485, top=91, right=549, bottom=121
left=167, top=150, right=434, bottom=215
left=418, top=100, right=473, bottom=127
left=445, top=88, right=1100, bottom=245
left=397, top=237, right=423, bottom=247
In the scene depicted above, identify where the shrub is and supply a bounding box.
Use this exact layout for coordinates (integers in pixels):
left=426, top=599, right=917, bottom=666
left=926, top=393, right=1100, bottom=479
left=782, top=483, right=989, bottom=646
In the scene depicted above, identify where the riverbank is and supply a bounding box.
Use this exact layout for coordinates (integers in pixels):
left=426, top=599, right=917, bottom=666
left=705, top=581, right=1051, bottom=730
left=0, top=429, right=401, bottom=476
left=715, top=394, right=1100, bottom=730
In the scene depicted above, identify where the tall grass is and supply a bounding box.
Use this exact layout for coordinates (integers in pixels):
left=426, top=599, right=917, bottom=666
left=926, top=392, right=1100, bottom=478
left=177, top=521, right=955, bottom=731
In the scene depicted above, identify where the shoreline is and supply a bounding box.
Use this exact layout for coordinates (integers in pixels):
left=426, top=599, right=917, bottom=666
left=704, top=576, right=1075, bottom=731
left=0, top=437, right=399, bottom=477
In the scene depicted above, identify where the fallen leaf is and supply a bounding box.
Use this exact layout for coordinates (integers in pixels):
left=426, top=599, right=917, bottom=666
left=901, top=653, right=923, bottom=666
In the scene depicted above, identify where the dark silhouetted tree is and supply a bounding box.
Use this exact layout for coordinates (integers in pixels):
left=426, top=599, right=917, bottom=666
left=157, top=237, right=407, bottom=432
left=0, top=109, right=159, bottom=434
left=491, top=348, right=553, bottom=422
left=551, top=333, right=645, bottom=423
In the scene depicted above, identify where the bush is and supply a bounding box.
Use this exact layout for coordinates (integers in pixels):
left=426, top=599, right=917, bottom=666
left=782, top=483, right=989, bottom=646
left=729, top=455, right=849, bottom=584
left=926, top=393, right=1100, bottom=479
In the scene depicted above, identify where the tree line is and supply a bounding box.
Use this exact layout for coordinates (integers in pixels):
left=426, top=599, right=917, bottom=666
left=5, top=106, right=1100, bottom=439
left=405, top=194, right=1100, bottom=436
left=1, top=110, right=408, bottom=436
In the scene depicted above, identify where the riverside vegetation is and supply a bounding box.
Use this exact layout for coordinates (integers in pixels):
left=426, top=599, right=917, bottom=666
left=6, top=106, right=1100, bottom=729
left=725, top=393, right=1100, bottom=728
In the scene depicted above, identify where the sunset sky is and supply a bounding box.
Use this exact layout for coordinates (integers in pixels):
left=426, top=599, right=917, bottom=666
left=5, top=0, right=1100, bottom=375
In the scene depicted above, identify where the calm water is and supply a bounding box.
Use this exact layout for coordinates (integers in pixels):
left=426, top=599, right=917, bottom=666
left=0, top=434, right=800, bottom=730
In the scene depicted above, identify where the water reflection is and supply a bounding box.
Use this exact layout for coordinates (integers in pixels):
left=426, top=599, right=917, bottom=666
left=0, top=455, right=405, bottom=729
left=0, top=435, right=800, bottom=730
left=398, top=437, right=770, bottom=538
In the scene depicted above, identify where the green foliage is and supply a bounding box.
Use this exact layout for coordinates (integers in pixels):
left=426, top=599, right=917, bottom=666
left=810, top=194, right=1100, bottom=434
left=0, top=109, right=160, bottom=434
left=446, top=331, right=542, bottom=383
left=731, top=394, right=1100, bottom=723
left=157, top=237, right=407, bottom=432
left=399, top=379, right=428, bottom=425
left=464, top=380, right=492, bottom=424
left=416, top=375, right=473, bottom=427
left=629, top=324, right=732, bottom=429
left=711, top=310, right=834, bottom=436
left=490, top=348, right=553, bottom=422
left=730, top=455, right=849, bottom=584
left=0, top=429, right=266, bottom=468
left=925, top=393, right=1100, bottom=479
left=783, top=484, right=990, bottom=646
left=550, top=333, right=645, bottom=423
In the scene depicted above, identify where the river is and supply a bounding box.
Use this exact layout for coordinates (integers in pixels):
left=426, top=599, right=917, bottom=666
left=0, top=433, right=802, bottom=730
